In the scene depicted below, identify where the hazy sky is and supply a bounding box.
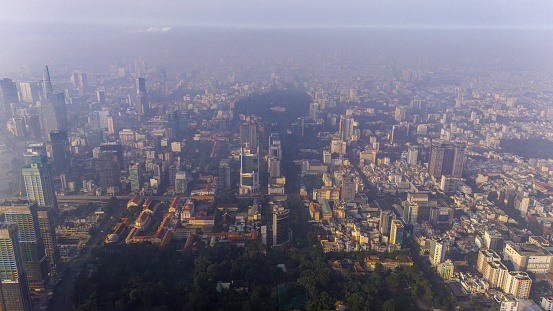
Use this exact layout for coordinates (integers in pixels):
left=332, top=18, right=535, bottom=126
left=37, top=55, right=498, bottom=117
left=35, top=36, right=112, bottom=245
left=1, top=0, right=553, bottom=29
left=1, top=1, right=553, bottom=74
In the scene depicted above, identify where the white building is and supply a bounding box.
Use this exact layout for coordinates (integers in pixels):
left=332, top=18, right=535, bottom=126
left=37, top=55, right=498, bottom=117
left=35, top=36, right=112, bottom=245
left=430, top=239, right=446, bottom=266
left=503, top=242, right=553, bottom=274
left=541, top=296, right=553, bottom=311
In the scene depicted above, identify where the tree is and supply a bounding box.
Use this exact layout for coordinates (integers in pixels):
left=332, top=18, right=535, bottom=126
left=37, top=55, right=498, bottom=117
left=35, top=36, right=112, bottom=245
left=382, top=299, right=398, bottom=311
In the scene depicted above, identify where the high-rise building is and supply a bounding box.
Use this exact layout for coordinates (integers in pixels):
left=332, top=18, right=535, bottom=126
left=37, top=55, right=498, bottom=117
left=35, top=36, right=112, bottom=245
left=22, top=148, right=55, bottom=207
left=407, top=146, right=419, bottom=165
left=96, top=90, right=106, bottom=105
left=99, top=142, right=123, bottom=170
left=309, top=102, right=319, bottom=121
left=390, top=220, right=404, bottom=246
left=428, top=142, right=465, bottom=179
left=50, top=130, right=69, bottom=172
left=379, top=210, right=394, bottom=236
left=239, top=122, right=257, bottom=149
left=273, top=207, right=290, bottom=246
left=514, top=194, right=530, bottom=217
left=0, top=223, right=32, bottom=311
left=40, top=93, right=67, bottom=141
left=340, top=179, right=356, bottom=202
left=323, top=151, right=331, bottom=165
left=175, top=171, right=188, bottom=194
left=477, top=249, right=502, bottom=273
left=268, top=157, right=281, bottom=178
left=129, top=163, right=141, bottom=192
left=390, top=124, right=409, bottom=144
left=135, top=78, right=149, bottom=115
left=430, top=239, right=447, bottom=266
left=0, top=78, right=19, bottom=119
left=503, top=271, right=532, bottom=299
left=107, top=116, right=116, bottom=135
left=395, top=107, right=407, bottom=122
left=218, top=160, right=231, bottom=190
left=269, top=136, right=282, bottom=160
left=37, top=207, right=60, bottom=277
left=239, top=147, right=260, bottom=195
left=0, top=203, right=46, bottom=291
left=339, top=115, right=354, bottom=141
left=403, top=202, right=418, bottom=226
left=429, top=207, right=454, bottom=227
left=482, top=260, right=508, bottom=289
left=46, top=92, right=68, bottom=130
left=42, top=66, right=53, bottom=99
left=19, top=82, right=41, bottom=104
left=98, top=150, right=121, bottom=190
left=70, top=71, right=88, bottom=96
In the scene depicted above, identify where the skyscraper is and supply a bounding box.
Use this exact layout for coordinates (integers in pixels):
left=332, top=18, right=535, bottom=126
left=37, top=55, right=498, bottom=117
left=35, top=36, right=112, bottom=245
left=0, top=203, right=46, bottom=291
left=22, top=147, right=55, bottom=207
left=268, top=157, right=281, bottom=178
left=46, top=92, right=68, bottom=130
left=98, top=150, right=121, bottom=191
left=19, top=82, right=41, bottom=104
left=239, top=147, right=260, bottom=195
left=403, top=202, right=419, bottom=226
left=0, top=223, right=32, bottom=311
left=0, top=78, right=19, bottom=120
left=96, top=90, right=106, bottom=105
left=99, top=142, right=123, bottom=170
left=239, top=122, right=257, bottom=148
left=175, top=171, right=188, bottom=194
left=390, top=220, right=404, bottom=246
left=135, top=78, right=149, bottom=115
left=430, top=239, right=447, bottom=266
left=273, top=207, right=290, bottom=246
left=339, top=115, right=354, bottom=141
left=379, top=210, right=394, bottom=236
left=340, top=179, right=356, bottom=202
left=407, top=146, right=419, bottom=165
left=129, top=163, right=141, bottom=192
left=37, top=207, right=60, bottom=277
left=218, top=159, right=231, bottom=190
left=428, top=142, right=466, bottom=179
left=42, top=65, right=53, bottom=99
left=50, top=130, right=69, bottom=172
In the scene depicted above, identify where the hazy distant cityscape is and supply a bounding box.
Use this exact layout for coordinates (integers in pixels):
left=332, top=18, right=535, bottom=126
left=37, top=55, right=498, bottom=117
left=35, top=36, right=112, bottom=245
left=2, top=2, right=553, bottom=311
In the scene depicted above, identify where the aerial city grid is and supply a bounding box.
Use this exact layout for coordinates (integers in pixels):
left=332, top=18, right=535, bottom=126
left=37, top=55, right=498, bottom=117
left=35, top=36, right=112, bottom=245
left=1, top=1, right=553, bottom=311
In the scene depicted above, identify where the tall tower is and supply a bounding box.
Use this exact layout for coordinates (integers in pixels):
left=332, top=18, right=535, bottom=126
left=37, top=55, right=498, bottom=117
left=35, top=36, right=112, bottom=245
left=218, top=159, right=231, bottom=190
left=46, top=92, right=68, bottom=130
left=0, top=223, right=32, bottom=311
left=272, top=207, right=290, bottom=246
left=37, top=207, right=60, bottom=277
left=430, top=238, right=446, bottom=266
left=42, top=65, right=53, bottom=98
left=379, top=210, right=394, bottom=236
left=22, top=146, right=55, bottom=207
left=98, top=149, right=121, bottom=191
left=129, top=163, right=141, bottom=192
left=339, top=115, right=354, bottom=141
left=239, top=147, right=260, bottom=195
left=175, top=171, right=188, bottom=194
left=0, top=78, right=19, bottom=120
left=135, top=78, right=149, bottom=115
left=390, top=220, right=404, bottom=246
left=407, top=146, right=419, bottom=165
left=1, top=203, right=46, bottom=292
left=50, top=130, right=69, bottom=172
